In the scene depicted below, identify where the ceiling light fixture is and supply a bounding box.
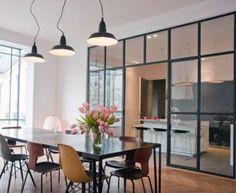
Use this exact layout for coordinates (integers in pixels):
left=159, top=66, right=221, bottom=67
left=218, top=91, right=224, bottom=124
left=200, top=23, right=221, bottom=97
left=87, top=0, right=118, bottom=46
left=50, top=0, right=75, bottom=56
left=23, top=0, right=45, bottom=63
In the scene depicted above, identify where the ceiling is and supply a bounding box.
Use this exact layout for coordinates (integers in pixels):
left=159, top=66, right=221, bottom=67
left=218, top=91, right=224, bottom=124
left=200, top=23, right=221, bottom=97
left=0, top=0, right=209, bottom=43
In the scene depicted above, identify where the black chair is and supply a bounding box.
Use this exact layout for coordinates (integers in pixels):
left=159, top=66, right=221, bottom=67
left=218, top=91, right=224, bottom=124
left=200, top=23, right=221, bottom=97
left=172, top=129, right=191, bottom=155
left=2, top=126, right=27, bottom=154
left=0, top=134, right=36, bottom=193
left=153, top=128, right=167, bottom=150
left=107, top=146, right=153, bottom=193
left=104, top=136, right=142, bottom=188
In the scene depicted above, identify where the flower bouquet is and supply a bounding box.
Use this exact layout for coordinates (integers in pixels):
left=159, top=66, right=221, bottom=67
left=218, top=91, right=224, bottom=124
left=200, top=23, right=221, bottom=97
left=77, top=102, right=119, bottom=147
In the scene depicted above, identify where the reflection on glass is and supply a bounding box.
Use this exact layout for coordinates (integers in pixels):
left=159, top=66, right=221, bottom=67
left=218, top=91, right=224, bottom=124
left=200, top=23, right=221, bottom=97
left=200, top=115, right=233, bottom=176
left=201, top=54, right=234, bottom=113
left=201, top=15, right=234, bottom=55
left=106, top=41, right=123, bottom=69
left=0, top=54, right=11, bottom=119
left=89, top=47, right=104, bottom=71
left=146, top=31, right=168, bottom=62
left=170, top=114, right=197, bottom=168
left=171, top=60, right=198, bottom=112
left=89, top=71, right=104, bottom=108
left=126, top=36, right=144, bottom=65
left=171, top=24, right=198, bottom=59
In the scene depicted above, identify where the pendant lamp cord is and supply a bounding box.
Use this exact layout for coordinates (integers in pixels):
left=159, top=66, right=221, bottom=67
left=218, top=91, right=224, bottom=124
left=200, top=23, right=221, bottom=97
left=30, top=0, right=40, bottom=43
left=98, top=0, right=104, bottom=18
left=57, top=0, right=67, bottom=35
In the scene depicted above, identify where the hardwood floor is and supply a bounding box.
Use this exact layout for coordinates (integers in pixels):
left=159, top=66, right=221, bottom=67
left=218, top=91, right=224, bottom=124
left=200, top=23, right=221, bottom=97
left=0, top=156, right=236, bottom=193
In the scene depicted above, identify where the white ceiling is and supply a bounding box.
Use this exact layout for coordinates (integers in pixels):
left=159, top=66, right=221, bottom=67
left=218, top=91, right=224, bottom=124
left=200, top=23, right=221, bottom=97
left=0, top=0, right=209, bottom=43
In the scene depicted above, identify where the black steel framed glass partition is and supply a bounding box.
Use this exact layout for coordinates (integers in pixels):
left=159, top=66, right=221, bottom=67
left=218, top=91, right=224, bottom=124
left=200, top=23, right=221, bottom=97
left=87, top=12, right=236, bottom=178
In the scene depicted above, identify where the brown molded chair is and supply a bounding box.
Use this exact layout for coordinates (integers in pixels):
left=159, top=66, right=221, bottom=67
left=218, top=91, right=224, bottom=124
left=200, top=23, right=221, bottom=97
left=2, top=126, right=27, bottom=154
left=21, top=142, right=61, bottom=193
left=107, top=146, right=153, bottom=193
left=0, top=134, right=36, bottom=193
left=58, top=144, right=105, bottom=193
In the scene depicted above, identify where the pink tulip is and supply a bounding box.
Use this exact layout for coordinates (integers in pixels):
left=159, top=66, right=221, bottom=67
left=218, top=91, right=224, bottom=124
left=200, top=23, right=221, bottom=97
left=82, top=102, right=89, bottom=110
left=110, top=105, right=118, bottom=112
left=79, top=107, right=86, bottom=113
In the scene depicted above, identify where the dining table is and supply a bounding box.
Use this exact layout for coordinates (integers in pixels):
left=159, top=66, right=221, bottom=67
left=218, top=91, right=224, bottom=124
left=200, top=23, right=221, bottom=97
left=0, top=127, right=161, bottom=193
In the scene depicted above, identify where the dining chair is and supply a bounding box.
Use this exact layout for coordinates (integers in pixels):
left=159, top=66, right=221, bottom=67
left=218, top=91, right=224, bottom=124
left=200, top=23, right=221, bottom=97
left=21, top=142, right=61, bottom=193
left=0, top=134, right=36, bottom=193
left=58, top=143, right=105, bottom=193
left=107, top=146, right=153, bottom=193
left=1, top=126, right=27, bottom=154
left=104, top=136, right=142, bottom=187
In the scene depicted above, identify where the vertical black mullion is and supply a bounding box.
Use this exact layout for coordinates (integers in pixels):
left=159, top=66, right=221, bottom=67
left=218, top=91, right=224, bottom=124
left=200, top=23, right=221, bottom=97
left=233, top=13, right=236, bottom=179
left=122, top=40, right=126, bottom=136
left=16, top=50, right=21, bottom=126
left=197, top=22, right=201, bottom=171
left=104, top=47, right=106, bottom=106
left=167, top=29, right=171, bottom=166
left=144, top=35, right=147, bottom=64
left=8, top=48, right=13, bottom=124
left=86, top=48, right=90, bottom=103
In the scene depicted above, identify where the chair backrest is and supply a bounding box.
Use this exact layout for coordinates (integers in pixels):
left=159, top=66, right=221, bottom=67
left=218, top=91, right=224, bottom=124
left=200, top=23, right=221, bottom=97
left=58, top=144, right=90, bottom=183
left=27, top=142, right=44, bottom=170
left=119, top=136, right=142, bottom=165
left=119, top=136, right=142, bottom=143
left=0, top=134, right=13, bottom=161
left=134, top=147, right=152, bottom=177
left=43, top=115, right=62, bottom=132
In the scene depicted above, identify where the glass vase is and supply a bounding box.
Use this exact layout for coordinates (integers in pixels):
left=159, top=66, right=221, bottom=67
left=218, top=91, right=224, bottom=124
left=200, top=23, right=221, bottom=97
left=93, top=132, right=103, bottom=147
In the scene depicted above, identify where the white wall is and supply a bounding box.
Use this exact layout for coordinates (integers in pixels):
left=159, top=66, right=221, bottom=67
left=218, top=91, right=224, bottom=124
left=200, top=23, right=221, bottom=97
left=0, top=28, right=59, bottom=129
left=57, top=0, right=236, bottom=129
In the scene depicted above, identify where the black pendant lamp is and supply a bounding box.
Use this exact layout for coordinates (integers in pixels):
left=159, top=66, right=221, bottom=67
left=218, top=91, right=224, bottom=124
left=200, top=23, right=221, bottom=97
left=50, top=0, right=75, bottom=56
left=87, top=0, right=118, bottom=46
left=23, top=0, right=45, bottom=63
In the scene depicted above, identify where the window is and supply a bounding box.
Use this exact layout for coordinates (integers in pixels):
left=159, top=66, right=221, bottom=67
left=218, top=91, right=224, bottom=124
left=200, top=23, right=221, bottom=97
left=0, top=44, right=28, bottom=126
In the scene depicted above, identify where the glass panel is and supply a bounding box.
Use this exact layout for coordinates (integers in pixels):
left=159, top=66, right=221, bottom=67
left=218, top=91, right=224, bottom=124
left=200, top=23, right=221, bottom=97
left=12, top=49, right=20, bottom=56
left=126, top=36, right=144, bottom=65
left=0, top=54, right=11, bottom=119
left=106, top=41, right=123, bottom=69
left=171, top=24, right=198, bottom=59
left=89, top=71, right=104, bottom=109
left=146, top=31, right=168, bottom=62
left=171, top=60, right=198, bottom=112
left=125, top=63, right=167, bottom=136
left=201, top=54, right=234, bottom=113
left=105, top=69, right=123, bottom=136
left=200, top=115, right=234, bottom=176
left=0, top=46, right=11, bottom=54
left=89, top=47, right=104, bottom=71
left=201, top=15, right=234, bottom=55
left=10, top=56, right=20, bottom=120
left=170, top=114, right=197, bottom=168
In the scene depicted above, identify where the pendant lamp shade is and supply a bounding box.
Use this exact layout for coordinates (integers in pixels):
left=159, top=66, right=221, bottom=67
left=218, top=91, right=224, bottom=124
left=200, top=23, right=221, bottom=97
left=87, top=18, right=118, bottom=46
left=50, top=35, right=75, bottom=56
left=23, top=43, right=45, bottom=63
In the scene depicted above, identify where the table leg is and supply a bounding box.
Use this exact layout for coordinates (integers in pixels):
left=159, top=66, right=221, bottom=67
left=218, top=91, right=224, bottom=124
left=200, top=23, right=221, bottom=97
left=159, top=146, right=161, bottom=193
left=98, top=159, right=103, bottom=193
left=153, top=148, right=157, bottom=193
left=93, top=160, right=97, bottom=193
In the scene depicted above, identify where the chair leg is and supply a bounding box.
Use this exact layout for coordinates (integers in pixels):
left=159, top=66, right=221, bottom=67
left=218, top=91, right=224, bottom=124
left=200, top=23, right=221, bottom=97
left=141, top=178, right=146, bottom=193
left=41, top=173, right=44, bottom=193
left=19, top=160, right=24, bottom=182
left=7, top=162, right=14, bottom=193
left=65, top=181, right=72, bottom=193
left=50, top=172, right=53, bottom=192
left=14, top=162, right=17, bottom=178
left=25, top=161, right=36, bottom=187
left=65, top=176, right=68, bottom=186
left=82, top=183, right=86, bottom=193
left=0, top=161, right=8, bottom=179
left=118, top=177, right=120, bottom=189
left=21, top=171, right=28, bottom=193
left=106, top=174, right=113, bottom=193
left=131, top=180, right=135, bottom=193
left=147, top=176, right=154, bottom=193
left=124, top=178, right=127, bottom=193
left=58, top=169, right=61, bottom=182
left=49, top=151, right=54, bottom=162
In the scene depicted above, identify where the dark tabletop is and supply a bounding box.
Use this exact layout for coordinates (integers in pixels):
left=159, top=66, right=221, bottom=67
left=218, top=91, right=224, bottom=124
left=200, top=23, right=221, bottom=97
left=0, top=128, right=160, bottom=160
